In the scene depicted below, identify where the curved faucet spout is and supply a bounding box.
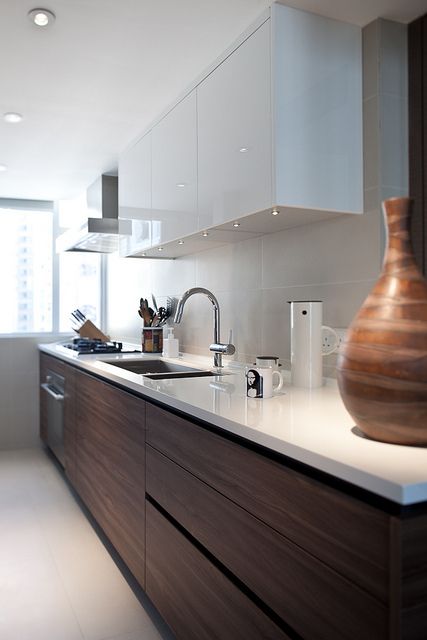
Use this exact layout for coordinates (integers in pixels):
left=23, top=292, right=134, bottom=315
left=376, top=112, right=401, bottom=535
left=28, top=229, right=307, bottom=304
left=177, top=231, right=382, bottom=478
left=174, top=287, right=234, bottom=367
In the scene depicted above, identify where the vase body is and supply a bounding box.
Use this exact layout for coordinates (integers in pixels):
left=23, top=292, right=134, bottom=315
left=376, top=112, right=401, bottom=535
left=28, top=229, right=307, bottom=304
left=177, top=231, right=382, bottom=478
left=337, top=197, right=427, bottom=445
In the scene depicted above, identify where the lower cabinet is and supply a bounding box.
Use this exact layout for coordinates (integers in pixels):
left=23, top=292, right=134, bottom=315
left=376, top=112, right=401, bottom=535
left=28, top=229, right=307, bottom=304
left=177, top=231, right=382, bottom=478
left=39, top=355, right=427, bottom=640
left=73, top=370, right=146, bottom=588
left=145, top=403, right=427, bottom=640
left=146, top=501, right=289, bottom=640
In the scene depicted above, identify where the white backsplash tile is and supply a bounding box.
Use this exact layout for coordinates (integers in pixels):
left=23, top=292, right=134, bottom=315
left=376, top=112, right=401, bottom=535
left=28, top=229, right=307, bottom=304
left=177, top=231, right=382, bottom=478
left=195, top=237, right=262, bottom=292
left=261, top=212, right=381, bottom=289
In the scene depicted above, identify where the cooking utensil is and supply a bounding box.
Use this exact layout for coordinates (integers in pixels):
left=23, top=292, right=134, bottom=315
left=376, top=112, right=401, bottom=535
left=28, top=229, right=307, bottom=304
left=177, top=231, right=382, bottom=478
left=151, top=294, right=158, bottom=313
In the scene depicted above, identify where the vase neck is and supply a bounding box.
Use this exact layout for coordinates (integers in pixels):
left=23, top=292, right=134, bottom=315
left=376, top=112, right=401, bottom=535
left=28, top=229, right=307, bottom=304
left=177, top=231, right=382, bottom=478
left=382, top=197, right=416, bottom=274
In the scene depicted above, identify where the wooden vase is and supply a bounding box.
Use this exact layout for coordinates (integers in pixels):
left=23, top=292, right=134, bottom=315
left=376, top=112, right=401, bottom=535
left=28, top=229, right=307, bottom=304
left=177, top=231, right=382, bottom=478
left=337, top=197, right=427, bottom=445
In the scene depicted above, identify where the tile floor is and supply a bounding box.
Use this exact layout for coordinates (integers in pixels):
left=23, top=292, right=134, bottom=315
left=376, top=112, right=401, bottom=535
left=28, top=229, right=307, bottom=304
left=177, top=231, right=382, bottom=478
left=0, top=448, right=174, bottom=640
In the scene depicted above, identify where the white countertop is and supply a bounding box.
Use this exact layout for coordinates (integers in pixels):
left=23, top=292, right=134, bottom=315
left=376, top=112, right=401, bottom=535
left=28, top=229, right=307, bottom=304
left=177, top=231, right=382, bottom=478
left=40, top=342, right=427, bottom=506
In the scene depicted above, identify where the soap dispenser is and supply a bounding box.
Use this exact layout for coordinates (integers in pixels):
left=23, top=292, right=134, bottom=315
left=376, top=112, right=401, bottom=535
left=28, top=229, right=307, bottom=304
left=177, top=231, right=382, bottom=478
left=162, top=327, right=179, bottom=358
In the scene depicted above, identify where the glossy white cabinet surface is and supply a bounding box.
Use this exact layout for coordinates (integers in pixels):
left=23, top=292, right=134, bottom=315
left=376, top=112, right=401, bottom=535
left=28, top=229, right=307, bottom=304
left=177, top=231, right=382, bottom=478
left=119, top=132, right=152, bottom=255
left=198, top=20, right=272, bottom=230
left=272, top=4, right=363, bottom=213
left=151, top=91, right=198, bottom=248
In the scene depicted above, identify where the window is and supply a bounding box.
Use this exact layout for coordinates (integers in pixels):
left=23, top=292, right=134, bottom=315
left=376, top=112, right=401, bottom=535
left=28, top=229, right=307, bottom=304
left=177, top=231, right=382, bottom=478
left=0, top=198, right=103, bottom=335
left=58, top=194, right=102, bottom=332
left=58, top=252, right=102, bottom=332
left=0, top=208, right=53, bottom=333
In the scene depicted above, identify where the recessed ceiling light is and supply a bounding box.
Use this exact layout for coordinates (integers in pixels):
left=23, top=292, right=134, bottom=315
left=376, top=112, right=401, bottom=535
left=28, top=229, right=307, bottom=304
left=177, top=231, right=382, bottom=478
left=271, top=208, right=279, bottom=216
left=0, top=164, right=8, bottom=172
left=239, top=147, right=249, bottom=153
left=28, top=8, right=56, bottom=27
left=202, top=231, right=209, bottom=237
left=4, top=112, right=23, bottom=124
left=233, top=222, right=240, bottom=227
left=178, top=240, right=184, bottom=245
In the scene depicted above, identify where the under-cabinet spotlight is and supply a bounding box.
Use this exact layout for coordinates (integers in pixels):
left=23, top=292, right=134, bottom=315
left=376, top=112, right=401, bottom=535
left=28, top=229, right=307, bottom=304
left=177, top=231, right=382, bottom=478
left=233, top=222, right=240, bottom=227
left=158, top=247, right=164, bottom=251
left=176, top=183, right=186, bottom=188
left=178, top=240, right=184, bottom=245
left=202, top=231, right=209, bottom=237
left=28, top=8, right=56, bottom=27
left=3, top=112, right=23, bottom=124
left=239, top=147, right=249, bottom=153
left=271, top=208, right=279, bottom=216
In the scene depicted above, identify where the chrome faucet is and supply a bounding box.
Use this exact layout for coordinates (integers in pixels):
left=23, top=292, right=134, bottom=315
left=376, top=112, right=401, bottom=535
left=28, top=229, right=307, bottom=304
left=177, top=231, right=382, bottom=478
left=174, top=287, right=235, bottom=368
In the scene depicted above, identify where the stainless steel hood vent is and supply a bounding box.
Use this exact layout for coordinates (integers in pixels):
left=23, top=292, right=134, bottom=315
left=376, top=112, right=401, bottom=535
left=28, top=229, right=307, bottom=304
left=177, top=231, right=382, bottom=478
left=56, top=175, right=132, bottom=253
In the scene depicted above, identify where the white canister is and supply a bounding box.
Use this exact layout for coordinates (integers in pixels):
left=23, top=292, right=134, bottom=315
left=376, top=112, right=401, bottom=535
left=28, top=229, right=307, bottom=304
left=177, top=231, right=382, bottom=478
left=289, top=301, right=337, bottom=389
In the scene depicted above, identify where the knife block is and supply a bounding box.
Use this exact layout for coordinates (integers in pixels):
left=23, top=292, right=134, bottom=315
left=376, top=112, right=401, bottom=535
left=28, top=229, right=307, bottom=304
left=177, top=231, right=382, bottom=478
left=78, top=320, right=110, bottom=342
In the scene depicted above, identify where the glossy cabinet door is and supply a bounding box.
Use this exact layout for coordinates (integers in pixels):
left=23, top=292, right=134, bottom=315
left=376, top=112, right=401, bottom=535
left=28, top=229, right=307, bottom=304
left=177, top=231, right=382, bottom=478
left=151, top=91, right=198, bottom=247
left=118, top=131, right=152, bottom=256
left=197, top=20, right=272, bottom=230
left=272, top=4, right=363, bottom=213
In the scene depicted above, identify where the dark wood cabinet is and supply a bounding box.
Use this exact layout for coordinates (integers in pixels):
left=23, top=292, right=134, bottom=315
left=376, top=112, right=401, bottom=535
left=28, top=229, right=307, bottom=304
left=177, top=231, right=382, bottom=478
left=146, top=444, right=386, bottom=640
left=39, top=353, right=427, bottom=640
left=146, top=501, right=289, bottom=640
left=146, top=402, right=427, bottom=640
left=74, top=369, right=146, bottom=588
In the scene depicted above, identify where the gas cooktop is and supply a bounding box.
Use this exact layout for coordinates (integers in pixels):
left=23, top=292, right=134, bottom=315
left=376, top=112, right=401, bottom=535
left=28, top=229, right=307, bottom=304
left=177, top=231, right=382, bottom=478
left=63, top=338, right=140, bottom=355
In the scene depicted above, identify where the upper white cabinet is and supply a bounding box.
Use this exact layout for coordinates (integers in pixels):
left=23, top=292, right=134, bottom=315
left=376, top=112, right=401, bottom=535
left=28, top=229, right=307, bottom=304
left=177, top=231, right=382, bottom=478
left=151, top=91, right=198, bottom=247
left=197, top=20, right=272, bottom=230
left=118, top=131, right=152, bottom=255
left=119, top=4, right=363, bottom=258
left=272, top=4, right=363, bottom=213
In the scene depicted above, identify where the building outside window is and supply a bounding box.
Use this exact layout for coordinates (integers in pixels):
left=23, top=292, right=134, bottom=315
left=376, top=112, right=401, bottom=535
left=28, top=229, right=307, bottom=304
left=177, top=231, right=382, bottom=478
left=0, top=199, right=103, bottom=335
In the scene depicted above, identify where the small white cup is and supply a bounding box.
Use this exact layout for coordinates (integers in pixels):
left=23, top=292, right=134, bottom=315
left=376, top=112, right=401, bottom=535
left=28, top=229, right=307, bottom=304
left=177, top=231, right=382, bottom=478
left=246, top=367, right=283, bottom=399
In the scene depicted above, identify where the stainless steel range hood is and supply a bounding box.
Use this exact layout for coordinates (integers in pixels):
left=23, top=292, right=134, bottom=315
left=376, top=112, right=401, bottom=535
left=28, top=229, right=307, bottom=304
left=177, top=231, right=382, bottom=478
left=56, top=175, right=132, bottom=253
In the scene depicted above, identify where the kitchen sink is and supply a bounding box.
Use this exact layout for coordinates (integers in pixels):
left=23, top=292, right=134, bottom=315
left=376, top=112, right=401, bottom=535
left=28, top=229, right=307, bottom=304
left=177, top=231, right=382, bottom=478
left=104, top=359, right=223, bottom=379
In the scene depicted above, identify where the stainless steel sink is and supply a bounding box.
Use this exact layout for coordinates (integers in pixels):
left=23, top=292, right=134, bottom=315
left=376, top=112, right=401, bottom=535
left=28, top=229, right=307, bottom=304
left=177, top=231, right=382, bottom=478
left=104, top=358, right=222, bottom=379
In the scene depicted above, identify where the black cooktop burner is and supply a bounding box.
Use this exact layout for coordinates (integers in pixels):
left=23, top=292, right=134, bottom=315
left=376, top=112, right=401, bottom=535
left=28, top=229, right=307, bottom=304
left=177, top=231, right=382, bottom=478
left=63, top=338, right=139, bottom=354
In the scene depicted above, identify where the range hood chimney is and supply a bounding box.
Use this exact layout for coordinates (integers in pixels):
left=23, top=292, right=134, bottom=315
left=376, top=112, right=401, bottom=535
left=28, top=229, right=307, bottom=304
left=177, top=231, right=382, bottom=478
left=56, top=175, right=132, bottom=253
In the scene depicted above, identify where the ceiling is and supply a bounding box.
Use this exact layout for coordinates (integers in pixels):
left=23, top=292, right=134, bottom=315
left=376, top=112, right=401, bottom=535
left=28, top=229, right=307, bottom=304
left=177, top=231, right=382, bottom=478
left=0, top=0, right=425, bottom=202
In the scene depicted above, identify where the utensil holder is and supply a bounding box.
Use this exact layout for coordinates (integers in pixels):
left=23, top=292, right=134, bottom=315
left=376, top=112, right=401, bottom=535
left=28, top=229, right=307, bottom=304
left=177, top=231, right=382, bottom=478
left=142, top=327, right=163, bottom=353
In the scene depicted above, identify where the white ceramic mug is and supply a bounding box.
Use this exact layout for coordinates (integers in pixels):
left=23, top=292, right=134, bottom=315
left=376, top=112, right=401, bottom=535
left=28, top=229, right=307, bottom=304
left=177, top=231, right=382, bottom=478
left=246, top=367, right=283, bottom=399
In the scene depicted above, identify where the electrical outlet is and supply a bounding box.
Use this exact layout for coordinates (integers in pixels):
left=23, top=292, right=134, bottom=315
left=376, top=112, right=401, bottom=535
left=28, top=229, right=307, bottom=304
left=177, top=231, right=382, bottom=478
left=321, top=327, right=347, bottom=355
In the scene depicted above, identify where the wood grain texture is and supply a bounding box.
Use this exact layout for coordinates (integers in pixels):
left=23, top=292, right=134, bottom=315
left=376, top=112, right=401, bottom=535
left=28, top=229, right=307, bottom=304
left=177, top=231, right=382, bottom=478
left=337, top=197, right=427, bottom=444
left=146, top=402, right=389, bottom=602
left=390, top=513, right=427, bottom=640
left=147, top=445, right=387, bottom=640
left=74, top=370, right=146, bottom=587
left=145, top=501, right=289, bottom=640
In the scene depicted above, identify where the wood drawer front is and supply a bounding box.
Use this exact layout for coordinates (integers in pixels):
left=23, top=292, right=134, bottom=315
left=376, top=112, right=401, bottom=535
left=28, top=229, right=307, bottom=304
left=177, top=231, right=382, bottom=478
left=146, top=403, right=389, bottom=601
left=147, top=446, right=387, bottom=640
left=76, top=445, right=145, bottom=587
left=75, top=371, right=145, bottom=493
left=75, top=371, right=146, bottom=587
left=146, top=501, right=289, bottom=640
